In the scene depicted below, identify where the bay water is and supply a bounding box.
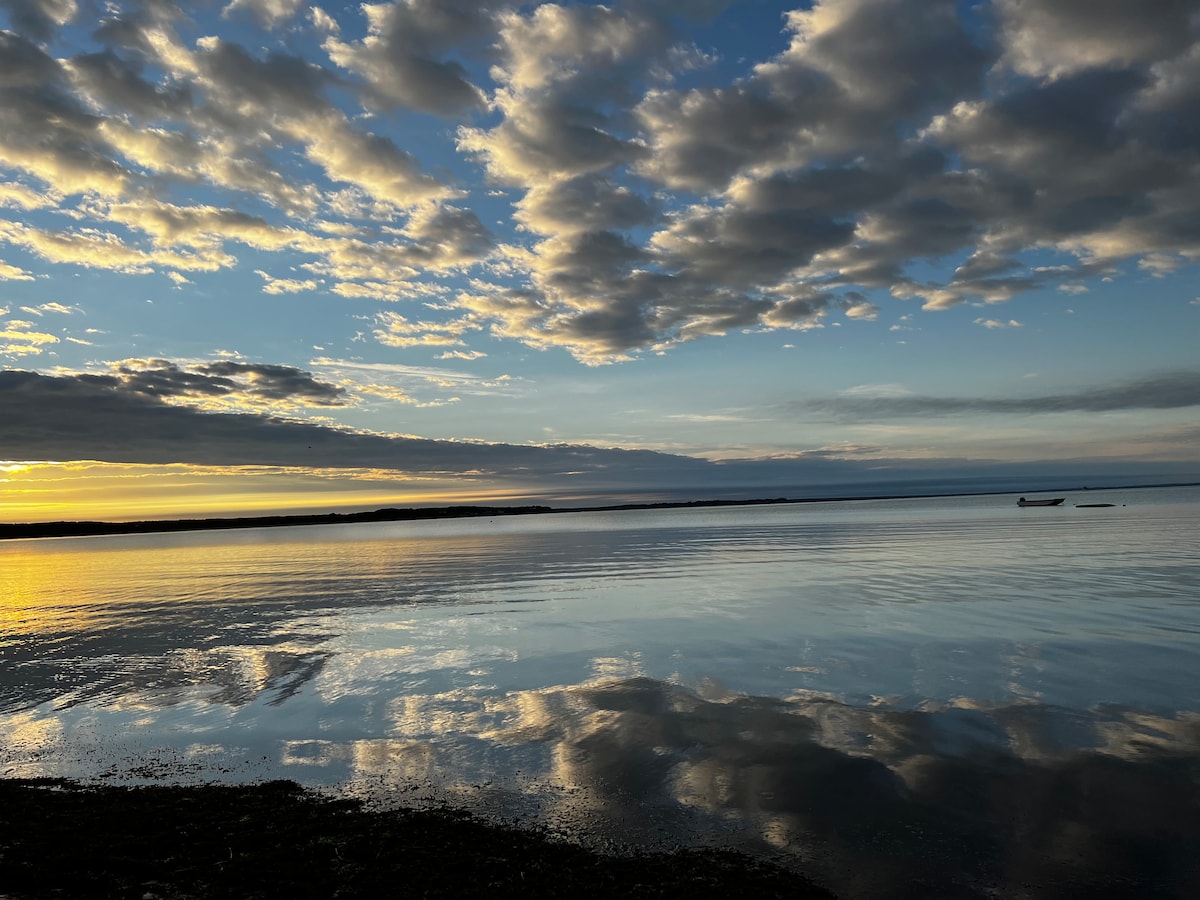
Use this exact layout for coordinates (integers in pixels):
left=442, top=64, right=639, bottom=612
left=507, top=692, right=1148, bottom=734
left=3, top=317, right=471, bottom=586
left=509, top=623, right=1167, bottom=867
left=3, top=486, right=1198, bottom=896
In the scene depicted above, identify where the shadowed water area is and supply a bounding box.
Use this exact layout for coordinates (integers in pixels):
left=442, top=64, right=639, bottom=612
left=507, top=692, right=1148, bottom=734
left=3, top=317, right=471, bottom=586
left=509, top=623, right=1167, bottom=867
left=3, top=487, right=1199, bottom=897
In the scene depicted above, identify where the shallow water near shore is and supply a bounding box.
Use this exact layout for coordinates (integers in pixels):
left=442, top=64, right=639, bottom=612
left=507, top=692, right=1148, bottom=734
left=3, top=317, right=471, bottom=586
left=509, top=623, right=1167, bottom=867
left=3, top=486, right=1199, bottom=897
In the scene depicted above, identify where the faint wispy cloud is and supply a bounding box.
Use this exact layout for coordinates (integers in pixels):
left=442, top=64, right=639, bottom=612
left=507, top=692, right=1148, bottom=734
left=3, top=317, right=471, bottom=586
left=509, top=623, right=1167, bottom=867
left=801, top=371, right=1200, bottom=419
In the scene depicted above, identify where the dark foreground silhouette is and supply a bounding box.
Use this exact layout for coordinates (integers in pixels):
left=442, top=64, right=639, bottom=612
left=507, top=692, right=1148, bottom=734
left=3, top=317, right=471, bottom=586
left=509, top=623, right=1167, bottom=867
left=0, top=779, right=833, bottom=899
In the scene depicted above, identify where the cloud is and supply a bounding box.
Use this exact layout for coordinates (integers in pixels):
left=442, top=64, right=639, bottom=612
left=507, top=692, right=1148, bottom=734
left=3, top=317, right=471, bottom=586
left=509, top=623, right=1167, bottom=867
left=0, top=218, right=232, bottom=273
left=514, top=174, right=660, bottom=236
left=0, top=0, right=1198, bottom=365
left=3, top=368, right=1197, bottom=498
left=324, top=0, right=495, bottom=114
left=0, top=180, right=58, bottom=210
left=438, top=350, right=486, bottom=361
left=973, top=317, right=1022, bottom=329
left=0, top=324, right=59, bottom=357
left=0, top=0, right=77, bottom=42
left=634, top=0, right=990, bottom=192
left=19, top=302, right=79, bottom=316
left=221, top=0, right=305, bottom=29
left=997, top=0, right=1197, bottom=78
left=801, top=370, right=1200, bottom=419
left=0, top=260, right=34, bottom=281
left=255, top=270, right=318, bottom=295
left=309, top=7, right=338, bottom=34
left=0, top=31, right=132, bottom=198
left=0, top=369, right=717, bottom=480
left=373, top=311, right=481, bottom=349
left=96, top=358, right=350, bottom=412
left=840, top=298, right=878, bottom=320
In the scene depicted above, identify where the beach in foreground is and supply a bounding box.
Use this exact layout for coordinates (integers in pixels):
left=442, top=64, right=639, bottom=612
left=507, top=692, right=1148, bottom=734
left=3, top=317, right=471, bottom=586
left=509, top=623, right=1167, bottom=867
left=0, top=779, right=831, bottom=899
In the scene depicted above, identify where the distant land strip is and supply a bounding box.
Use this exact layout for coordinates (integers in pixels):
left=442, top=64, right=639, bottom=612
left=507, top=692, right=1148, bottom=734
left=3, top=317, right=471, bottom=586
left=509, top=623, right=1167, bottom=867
left=2, top=483, right=1192, bottom=541
left=2, top=498, right=796, bottom=540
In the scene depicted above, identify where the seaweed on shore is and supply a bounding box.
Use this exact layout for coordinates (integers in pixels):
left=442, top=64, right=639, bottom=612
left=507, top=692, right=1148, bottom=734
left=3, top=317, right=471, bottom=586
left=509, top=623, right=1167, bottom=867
left=0, top=779, right=835, bottom=898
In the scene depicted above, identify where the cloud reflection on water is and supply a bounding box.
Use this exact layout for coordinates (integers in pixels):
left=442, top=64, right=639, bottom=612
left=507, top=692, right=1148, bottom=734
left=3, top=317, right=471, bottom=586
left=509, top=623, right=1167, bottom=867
left=4, top=498, right=1200, bottom=896
left=3, top=661, right=1199, bottom=897
left=265, top=674, right=1200, bottom=899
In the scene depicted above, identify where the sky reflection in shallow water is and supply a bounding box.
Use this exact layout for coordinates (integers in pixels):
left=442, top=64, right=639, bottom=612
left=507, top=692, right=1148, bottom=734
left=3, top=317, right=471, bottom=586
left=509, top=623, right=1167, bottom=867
left=2, top=489, right=1199, bottom=896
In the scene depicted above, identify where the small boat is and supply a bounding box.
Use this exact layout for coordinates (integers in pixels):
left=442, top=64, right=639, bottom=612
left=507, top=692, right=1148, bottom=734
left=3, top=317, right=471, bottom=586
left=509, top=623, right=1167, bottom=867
left=1076, top=503, right=1115, bottom=508
left=1018, top=497, right=1065, bottom=507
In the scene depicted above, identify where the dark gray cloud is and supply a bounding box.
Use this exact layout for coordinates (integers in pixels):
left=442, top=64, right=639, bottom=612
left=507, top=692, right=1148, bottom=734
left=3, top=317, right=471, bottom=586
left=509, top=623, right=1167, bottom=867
left=194, top=38, right=337, bottom=118
left=0, top=30, right=132, bottom=195
left=104, top=359, right=349, bottom=407
left=996, top=0, right=1198, bottom=76
left=325, top=0, right=501, bottom=114
left=91, top=0, right=189, bottom=59
left=66, top=49, right=194, bottom=119
left=801, top=371, right=1200, bottom=419
left=635, top=0, right=993, bottom=193
left=655, top=205, right=857, bottom=290
left=515, top=174, right=661, bottom=234
left=0, top=369, right=713, bottom=479
left=0, top=0, right=75, bottom=42
left=400, top=204, right=495, bottom=267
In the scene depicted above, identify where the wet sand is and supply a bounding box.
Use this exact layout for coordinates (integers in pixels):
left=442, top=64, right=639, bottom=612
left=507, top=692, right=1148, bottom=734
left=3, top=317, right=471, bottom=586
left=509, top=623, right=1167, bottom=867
left=0, top=778, right=834, bottom=898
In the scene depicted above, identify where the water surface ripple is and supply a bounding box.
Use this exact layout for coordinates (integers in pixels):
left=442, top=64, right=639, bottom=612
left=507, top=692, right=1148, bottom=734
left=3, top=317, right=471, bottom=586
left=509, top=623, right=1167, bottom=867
left=2, top=487, right=1199, bottom=897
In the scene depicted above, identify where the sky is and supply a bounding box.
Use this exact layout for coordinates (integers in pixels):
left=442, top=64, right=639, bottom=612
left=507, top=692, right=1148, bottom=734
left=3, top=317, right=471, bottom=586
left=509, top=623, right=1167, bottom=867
left=1, top=0, right=1199, bottom=523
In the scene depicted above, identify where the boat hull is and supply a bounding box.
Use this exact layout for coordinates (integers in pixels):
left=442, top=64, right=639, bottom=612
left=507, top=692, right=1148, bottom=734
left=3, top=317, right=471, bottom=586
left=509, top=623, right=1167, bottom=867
left=1017, top=498, right=1065, bottom=507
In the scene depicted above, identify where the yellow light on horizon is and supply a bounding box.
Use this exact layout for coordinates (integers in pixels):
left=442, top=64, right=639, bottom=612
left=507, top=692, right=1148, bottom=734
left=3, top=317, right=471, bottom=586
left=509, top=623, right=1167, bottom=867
left=0, top=460, right=540, bottom=524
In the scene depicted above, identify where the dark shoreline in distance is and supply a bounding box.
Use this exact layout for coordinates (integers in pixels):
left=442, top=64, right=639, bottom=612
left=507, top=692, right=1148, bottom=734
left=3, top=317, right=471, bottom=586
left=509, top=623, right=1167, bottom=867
left=3, top=481, right=1196, bottom=541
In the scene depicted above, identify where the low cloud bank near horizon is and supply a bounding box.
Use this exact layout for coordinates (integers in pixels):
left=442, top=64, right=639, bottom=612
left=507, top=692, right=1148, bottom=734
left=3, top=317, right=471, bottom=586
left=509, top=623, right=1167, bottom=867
left=3, top=370, right=1197, bottom=503
left=799, top=371, right=1200, bottom=419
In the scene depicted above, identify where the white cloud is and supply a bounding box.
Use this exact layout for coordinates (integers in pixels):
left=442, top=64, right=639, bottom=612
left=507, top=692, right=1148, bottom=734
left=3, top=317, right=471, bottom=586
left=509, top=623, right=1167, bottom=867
left=310, top=7, right=339, bottom=34
left=438, top=350, right=487, bottom=360
left=222, top=0, right=305, bottom=28
left=841, top=299, right=879, bottom=320
left=255, top=270, right=319, bottom=295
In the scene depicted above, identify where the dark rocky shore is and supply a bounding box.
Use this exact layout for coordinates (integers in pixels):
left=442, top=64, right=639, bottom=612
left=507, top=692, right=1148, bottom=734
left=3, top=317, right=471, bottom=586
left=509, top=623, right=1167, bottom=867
left=0, top=779, right=834, bottom=898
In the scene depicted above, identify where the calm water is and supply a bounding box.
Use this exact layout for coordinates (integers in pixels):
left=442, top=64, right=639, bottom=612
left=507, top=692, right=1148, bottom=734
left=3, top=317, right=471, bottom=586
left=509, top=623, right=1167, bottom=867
left=3, top=487, right=1199, bottom=897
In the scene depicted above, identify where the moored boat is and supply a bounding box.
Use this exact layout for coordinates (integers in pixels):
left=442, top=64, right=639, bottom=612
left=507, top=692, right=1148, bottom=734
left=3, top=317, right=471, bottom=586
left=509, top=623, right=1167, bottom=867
left=1018, top=497, right=1065, bottom=507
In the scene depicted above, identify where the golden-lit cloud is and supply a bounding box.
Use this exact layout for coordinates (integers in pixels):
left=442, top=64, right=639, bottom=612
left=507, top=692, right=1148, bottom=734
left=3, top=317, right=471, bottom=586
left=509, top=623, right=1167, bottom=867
left=373, top=311, right=481, bottom=349
left=255, top=270, right=319, bottom=295
left=0, top=181, right=57, bottom=210
left=0, top=325, right=59, bottom=357
left=0, top=260, right=33, bottom=281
